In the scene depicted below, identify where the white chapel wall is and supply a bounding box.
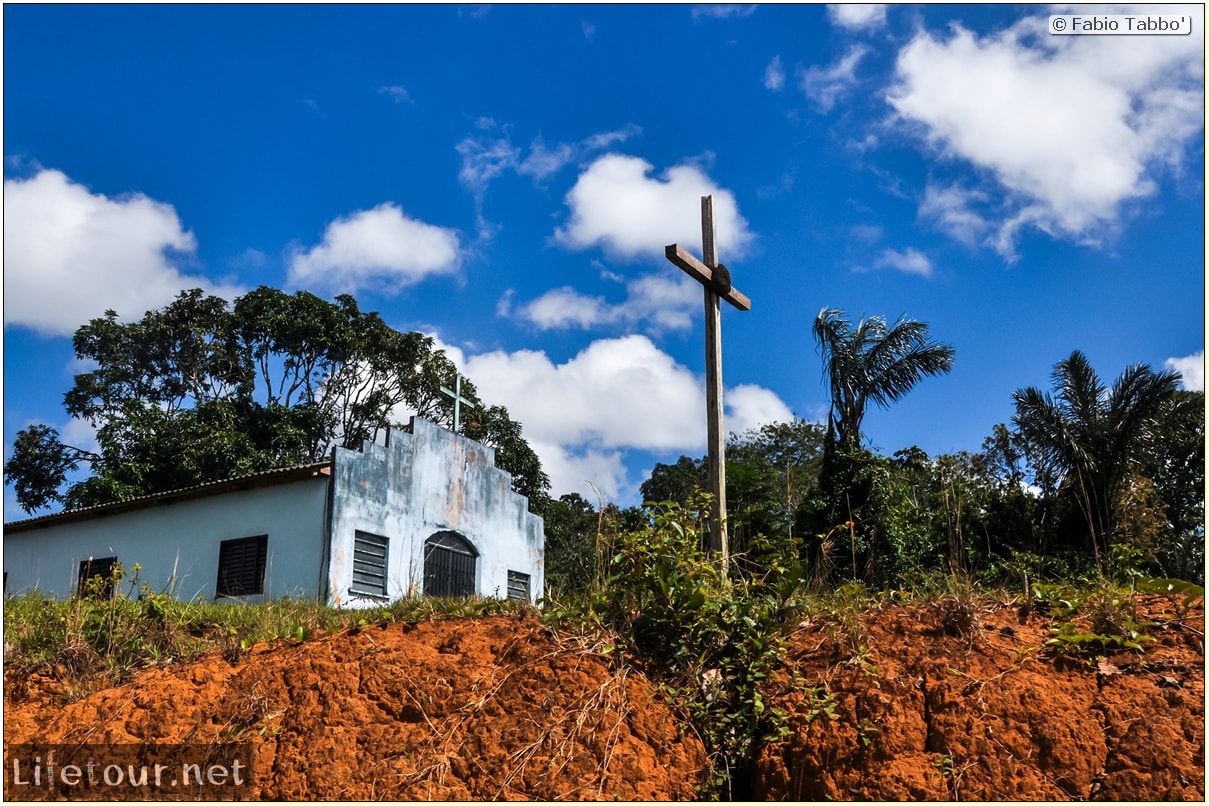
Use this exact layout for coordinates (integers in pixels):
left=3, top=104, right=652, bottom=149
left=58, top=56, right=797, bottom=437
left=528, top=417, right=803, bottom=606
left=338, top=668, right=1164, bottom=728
left=3, top=479, right=330, bottom=602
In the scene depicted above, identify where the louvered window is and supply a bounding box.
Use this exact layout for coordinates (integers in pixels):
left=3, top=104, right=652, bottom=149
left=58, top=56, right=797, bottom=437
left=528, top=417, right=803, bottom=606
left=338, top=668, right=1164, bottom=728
left=78, top=556, right=118, bottom=599
left=351, top=531, right=390, bottom=598
left=216, top=535, right=267, bottom=598
left=506, top=570, right=531, bottom=602
left=424, top=531, right=477, bottom=597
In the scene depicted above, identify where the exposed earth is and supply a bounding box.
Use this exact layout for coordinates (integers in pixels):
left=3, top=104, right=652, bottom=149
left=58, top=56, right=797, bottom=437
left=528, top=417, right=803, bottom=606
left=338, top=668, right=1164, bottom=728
left=4, top=595, right=1204, bottom=801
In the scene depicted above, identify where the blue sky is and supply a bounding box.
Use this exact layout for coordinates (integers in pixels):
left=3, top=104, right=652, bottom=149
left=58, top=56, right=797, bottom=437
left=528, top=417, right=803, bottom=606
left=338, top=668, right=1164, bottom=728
left=3, top=3, right=1205, bottom=516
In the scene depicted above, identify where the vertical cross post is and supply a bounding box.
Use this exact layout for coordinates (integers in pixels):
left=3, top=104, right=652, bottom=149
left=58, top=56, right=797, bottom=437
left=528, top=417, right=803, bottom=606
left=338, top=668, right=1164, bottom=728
left=440, top=372, right=476, bottom=433
left=665, top=196, right=751, bottom=576
left=701, top=198, right=728, bottom=569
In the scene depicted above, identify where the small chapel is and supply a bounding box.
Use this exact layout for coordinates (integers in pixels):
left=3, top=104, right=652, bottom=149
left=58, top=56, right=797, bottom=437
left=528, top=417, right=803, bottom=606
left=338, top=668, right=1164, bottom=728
left=2, top=417, right=545, bottom=606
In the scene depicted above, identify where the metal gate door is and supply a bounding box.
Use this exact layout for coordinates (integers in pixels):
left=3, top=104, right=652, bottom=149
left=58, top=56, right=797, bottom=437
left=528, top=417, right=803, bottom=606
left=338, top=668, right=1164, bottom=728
left=424, top=531, right=477, bottom=597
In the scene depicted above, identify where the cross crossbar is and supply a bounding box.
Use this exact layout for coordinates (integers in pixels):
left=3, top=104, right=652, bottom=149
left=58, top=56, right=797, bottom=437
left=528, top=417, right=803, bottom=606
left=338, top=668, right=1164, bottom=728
left=664, top=244, right=751, bottom=311
left=440, top=373, right=476, bottom=432
left=663, top=195, right=752, bottom=575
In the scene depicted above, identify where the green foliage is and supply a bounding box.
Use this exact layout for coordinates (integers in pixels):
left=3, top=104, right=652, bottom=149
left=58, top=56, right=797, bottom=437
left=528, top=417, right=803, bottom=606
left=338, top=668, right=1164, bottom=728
left=1044, top=614, right=1155, bottom=657
left=640, top=455, right=706, bottom=509
left=1135, top=390, right=1206, bottom=583
left=813, top=307, right=955, bottom=453
left=5, top=287, right=548, bottom=513
left=547, top=503, right=804, bottom=799
left=1135, top=577, right=1205, bottom=619
left=1012, top=350, right=1181, bottom=574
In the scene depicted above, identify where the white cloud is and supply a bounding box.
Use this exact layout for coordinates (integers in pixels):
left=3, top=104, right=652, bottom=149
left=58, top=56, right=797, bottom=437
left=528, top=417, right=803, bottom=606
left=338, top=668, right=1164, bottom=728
left=517, top=287, right=611, bottom=330
left=918, top=182, right=991, bottom=247
left=726, top=385, right=795, bottom=434
left=1165, top=350, right=1204, bottom=392
left=378, top=85, right=412, bottom=103
left=3, top=169, right=241, bottom=337
left=456, top=122, right=642, bottom=194
left=692, top=4, right=757, bottom=20
left=287, top=203, right=462, bottom=295
left=456, top=133, right=522, bottom=198
left=888, top=9, right=1205, bottom=257
left=827, top=4, right=887, bottom=30
left=464, top=336, right=705, bottom=451
left=763, top=55, right=786, bottom=91
left=513, top=272, right=699, bottom=333
left=529, top=441, right=629, bottom=502
left=799, top=45, right=870, bottom=113
left=432, top=334, right=791, bottom=500
left=554, top=154, right=755, bottom=261
left=873, top=247, right=933, bottom=278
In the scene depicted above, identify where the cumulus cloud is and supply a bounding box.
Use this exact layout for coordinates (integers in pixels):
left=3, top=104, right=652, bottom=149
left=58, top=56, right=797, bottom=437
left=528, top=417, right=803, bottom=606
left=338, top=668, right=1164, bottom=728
left=432, top=334, right=792, bottom=500
left=3, top=169, right=241, bottom=337
left=1165, top=350, right=1204, bottom=392
left=512, top=272, right=699, bottom=333
left=888, top=9, right=1205, bottom=257
left=799, top=45, right=870, bottom=113
left=554, top=154, right=754, bottom=261
left=763, top=55, right=786, bottom=91
left=287, top=203, right=462, bottom=295
left=827, top=4, right=887, bottom=30
left=873, top=247, right=933, bottom=278
left=726, top=385, right=795, bottom=434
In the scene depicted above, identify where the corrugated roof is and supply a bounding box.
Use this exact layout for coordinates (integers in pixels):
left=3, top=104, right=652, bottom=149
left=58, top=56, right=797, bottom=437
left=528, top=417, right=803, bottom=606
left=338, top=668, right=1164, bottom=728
left=3, top=461, right=333, bottom=533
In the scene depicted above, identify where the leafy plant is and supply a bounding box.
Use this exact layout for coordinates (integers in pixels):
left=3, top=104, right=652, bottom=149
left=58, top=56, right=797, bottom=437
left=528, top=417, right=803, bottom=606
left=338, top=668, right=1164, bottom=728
left=1044, top=619, right=1154, bottom=656
left=1134, top=577, right=1205, bottom=619
left=576, top=502, right=804, bottom=799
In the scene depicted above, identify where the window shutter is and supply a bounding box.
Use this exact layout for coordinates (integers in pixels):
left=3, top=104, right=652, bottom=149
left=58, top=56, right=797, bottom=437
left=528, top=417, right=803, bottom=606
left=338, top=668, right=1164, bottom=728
left=506, top=570, right=531, bottom=602
left=351, top=531, right=390, bottom=597
left=216, top=536, right=268, bottom=598
left=78, top=556, right=118, bottom=599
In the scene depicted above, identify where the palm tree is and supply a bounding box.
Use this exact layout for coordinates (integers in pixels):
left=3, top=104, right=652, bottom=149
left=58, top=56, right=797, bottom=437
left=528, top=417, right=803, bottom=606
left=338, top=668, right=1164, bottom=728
left=813, top=308, right=956, bottom=452
left=1011, top=350, right=1181, bottom=573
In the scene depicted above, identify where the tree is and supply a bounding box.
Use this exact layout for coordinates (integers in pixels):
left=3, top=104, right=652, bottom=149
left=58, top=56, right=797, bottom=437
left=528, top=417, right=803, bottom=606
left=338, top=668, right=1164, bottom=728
left=727, top=418, right=826, bottom=532
left=541, top=493, right=603, bottom=598
left=6, top=287, right=549, bottom=514
left=1133, top=390, right=1205, bottom=582
left=640, top=455, right=706, bottom=508
left=812, top=308, right=955, bottom=452
left=800, top=309, right=954, bottom=587
left=1011, top=350, right=1181, bottom=573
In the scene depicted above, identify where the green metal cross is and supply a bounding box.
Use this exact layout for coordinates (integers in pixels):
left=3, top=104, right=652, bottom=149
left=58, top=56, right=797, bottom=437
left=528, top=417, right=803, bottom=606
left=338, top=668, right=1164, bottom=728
left=440, top=372, right=476, bottom=432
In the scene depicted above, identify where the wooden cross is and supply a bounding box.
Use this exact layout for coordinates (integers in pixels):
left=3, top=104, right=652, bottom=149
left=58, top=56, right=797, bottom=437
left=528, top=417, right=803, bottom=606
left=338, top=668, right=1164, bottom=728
left=665, top=195, right=750, bottom=572
left=440, top=372, right=476, bottom=432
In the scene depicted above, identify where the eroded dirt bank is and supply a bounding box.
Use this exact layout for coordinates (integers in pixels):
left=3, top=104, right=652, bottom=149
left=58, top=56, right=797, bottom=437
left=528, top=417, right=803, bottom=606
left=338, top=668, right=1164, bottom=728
left=754, top=594, right=1205, bottom=801
left=4, top=596, right=1204, bottom=801
left=4, top=616, right=704, bottom=800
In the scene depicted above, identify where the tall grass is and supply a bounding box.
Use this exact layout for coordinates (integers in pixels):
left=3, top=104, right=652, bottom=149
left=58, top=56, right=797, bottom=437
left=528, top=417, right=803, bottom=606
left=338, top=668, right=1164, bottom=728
left=3, top=563, right=536, bottom=691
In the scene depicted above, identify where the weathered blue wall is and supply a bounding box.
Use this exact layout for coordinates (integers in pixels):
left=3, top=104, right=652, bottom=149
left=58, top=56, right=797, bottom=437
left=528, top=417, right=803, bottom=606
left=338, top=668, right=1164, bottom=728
left=327, top=417, right=545, bottom=606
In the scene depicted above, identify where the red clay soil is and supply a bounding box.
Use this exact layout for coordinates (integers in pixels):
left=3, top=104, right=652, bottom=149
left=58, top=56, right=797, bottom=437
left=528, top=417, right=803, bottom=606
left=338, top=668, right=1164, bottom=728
left=754, top=593, right=1205, bottom=802
left=4, top=616, right=705, bottom=800
left=4, top=595, right=1204, bottom=801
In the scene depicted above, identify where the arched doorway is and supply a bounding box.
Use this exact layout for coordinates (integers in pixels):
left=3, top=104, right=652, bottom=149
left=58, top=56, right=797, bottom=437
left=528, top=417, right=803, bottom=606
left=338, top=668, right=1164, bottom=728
left=423, top=531, right=478, bottom=597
